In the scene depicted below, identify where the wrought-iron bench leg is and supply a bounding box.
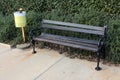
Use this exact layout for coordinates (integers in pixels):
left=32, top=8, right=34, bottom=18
left=102, top=45, right=106, bottom=59
left=95, top=49, right=102, bottom=71
left=32, top=40, right=36, bottom=54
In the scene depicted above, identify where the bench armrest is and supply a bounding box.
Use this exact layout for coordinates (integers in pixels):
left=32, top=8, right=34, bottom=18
left=98, top=25, right=107, bottom=48
left=98, top=36, right=105, bottom=47
left=30, top=28, right=43, bottom=39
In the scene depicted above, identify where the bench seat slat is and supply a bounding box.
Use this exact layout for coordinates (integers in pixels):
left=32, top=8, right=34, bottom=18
left=40, top=33, right=99, bottom=45
left=34, top=37, right=98, bottom=52
left=42, top=24, right=104, bottom=35
left=40, top=35, right=97, bottom=48
left=39, top=35, right=97, bottom=48
left=33, top=34, right=98, bottom=52
left=43, top=20, right=104, bottom=31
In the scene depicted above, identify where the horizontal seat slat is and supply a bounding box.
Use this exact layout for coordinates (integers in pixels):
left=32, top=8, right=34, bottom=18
left=43, top=20, right=104, bottom=31
left=40, top=33, right=99, bottom=45
left=42, top=24, right=104, bottom=35
left=34, top=37, right=98, bottom=52
left=38, top=34, right=97, bottom=48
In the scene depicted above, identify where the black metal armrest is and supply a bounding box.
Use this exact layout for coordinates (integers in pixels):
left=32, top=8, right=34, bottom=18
left=30, top=28, right=43, bottom=39
left=98, top=25, right=107, bottom=48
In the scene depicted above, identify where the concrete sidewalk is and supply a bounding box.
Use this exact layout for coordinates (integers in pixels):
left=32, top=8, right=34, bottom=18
left=0, top=43, right=120, bottom=80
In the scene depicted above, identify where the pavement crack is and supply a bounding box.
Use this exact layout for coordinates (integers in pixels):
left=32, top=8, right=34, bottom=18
left=34, top=57, right=64, bottom=80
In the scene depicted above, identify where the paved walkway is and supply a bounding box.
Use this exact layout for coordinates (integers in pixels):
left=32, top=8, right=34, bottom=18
left=0, top=43, right=120, bottom=80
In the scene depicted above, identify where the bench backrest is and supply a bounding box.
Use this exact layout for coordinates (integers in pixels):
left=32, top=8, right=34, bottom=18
left=42, top=20, right=107, bottom=36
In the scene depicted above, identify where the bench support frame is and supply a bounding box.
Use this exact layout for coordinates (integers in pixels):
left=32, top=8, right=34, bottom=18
left=30, top=20, right=108, bottom=71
